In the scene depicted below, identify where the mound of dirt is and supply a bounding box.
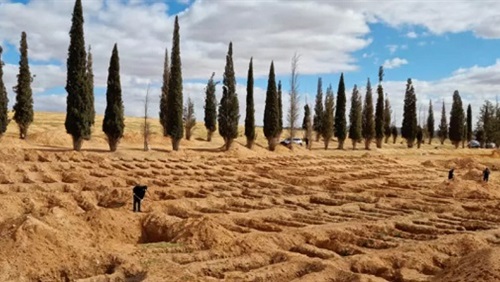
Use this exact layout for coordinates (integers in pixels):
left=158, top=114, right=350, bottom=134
left=444, top=157, right=483, bottom=170
left=434, top=179, right=500, bottom=199
left=491, top=150, right=500, bottom=158
left=432, top=247, right=500, bottom=282
left=421, top=160, right=436, bottom=167
left=463, top=169, right=482, bottom=181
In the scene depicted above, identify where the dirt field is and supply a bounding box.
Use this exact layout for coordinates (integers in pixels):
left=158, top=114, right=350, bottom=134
left=1, top=112, right=500, bottom=282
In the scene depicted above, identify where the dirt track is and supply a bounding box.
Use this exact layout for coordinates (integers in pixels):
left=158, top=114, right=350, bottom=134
left=1, top=113, right=500, bottom=282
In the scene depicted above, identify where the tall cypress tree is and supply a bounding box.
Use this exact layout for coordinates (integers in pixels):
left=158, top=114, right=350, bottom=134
left=65, top=0, right=91, bottom=151
left=218, top=42, right=239, bottom=151
left=86, top=45, right=95, bottom=127
left=416, top=126, right=424, bottom=149
left=383, top=95, right=392, bottom=143
left=334, top=73, right=347, bottom=149
left=13, top=32, right=33, bottom=140
left=322, top=85, right=334, bottom=150
left=466, top=104, right=472, bottom=142
left=167, top=16, right=184, bottom=150
left=427, top=100, right=434, bottom=144
left=245, top=58, right=255, bottom=148
left=449, top=90, right=465, bottom=148
left=303, top=104, right=312, bottom=149
left=184, top=97, right=196, bottom=141
left=437, top=101, right=448, bottom=145
left=263, top=62, right=279, bottom=151
left=0, top=46, right=8, bottom=136
left=391, top=125, right=398, bottom=144
left=277, top=80, right=283, bottom=138
left=375, top=67, right=385, bottom=148
left=401, top=78, right=417, bottom=148
left=362, top=78, right=375, bottom=150
left=204, top=72, right=217, bottom=142
left=159, top=48, right=169, bottom=136
left=313, top=78, right=323, bottom=141
left=349, top=85, right=362, bottom=149
left=102, top=44, right=124, bottom=152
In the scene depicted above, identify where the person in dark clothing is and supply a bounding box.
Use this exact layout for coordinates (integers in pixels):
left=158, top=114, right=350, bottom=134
left=483, top=167, right=490, bottom=182
left=448, top=168, right=454, bottom=180
left=133, top=185, right=148, bottom=212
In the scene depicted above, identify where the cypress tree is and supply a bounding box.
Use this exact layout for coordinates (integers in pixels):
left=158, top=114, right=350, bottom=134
left=362, top=79, right=375, bottom=150
left=218, top=42, right=239, bottom=151
left=263, top=62, right=279, bottom=151
left=0, top=46, right=8, bottom=136
left=391, top=125, right=398, bottom=144
left=13, top=32, right=34, bottom=140
left=334, top=73, right=347, bottom=149
left=383, top=95, right=392, bottom=143
left=303, top=104, right=313, bottom=149
left=477, top=100, right=494, bottom=145
left=86, top=45, right=95, bottom=127
left=375, top=67, right=385, bottom=148
left=204, top=72, right=217, bottom=142
left=349, top=85, right=362, bottom=149
left=466, top=104, right=472, bottom=142
left=401, top=78, right=417, bottom=148
left=313, top=78, right=323, bottom=141
left=322, top=85, right=334, bottom=150
left=462, top=121, right=467, bottom=148
left=245, top=58, right=255, bottom=148
left=449, top=90, right=465, bottom=148
left=437, top=101, right=448, bottom=144
left=416, top=126, right=423, bottom=148
left=427, top=100, right=434, bottom=144
left=167, top=16, right=184, bottom=150
left=159, top=48, right=169, bottom=136
left=102, top=44, right=124, bottom=152
left=277, top=80, right=283, bottom=138
left=184, top=97, right=195, bottom=140
left=65, top=0, right=92, bottom=151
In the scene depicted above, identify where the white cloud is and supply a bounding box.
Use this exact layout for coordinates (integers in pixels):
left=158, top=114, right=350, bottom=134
left=386, top=44, right=398, bottom=54
left=383, top=58, right=408, bottom=69
left=406, top=31, right=418, bottom=38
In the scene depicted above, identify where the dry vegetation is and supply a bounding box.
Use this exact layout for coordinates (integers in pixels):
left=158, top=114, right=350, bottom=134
left=1, top=112, right=500, bottom=282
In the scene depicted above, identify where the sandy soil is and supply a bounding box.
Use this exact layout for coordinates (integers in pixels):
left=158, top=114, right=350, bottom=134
left=1, top=112, right=500, bottom=282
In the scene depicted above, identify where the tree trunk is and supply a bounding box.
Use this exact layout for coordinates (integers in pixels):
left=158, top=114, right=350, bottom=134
left=384, top=136, right=390, bottom=144
left=246, top=138, right=254, bottom=149
left=207, top=130, right=213, bottom=142
left=454, top=142, right=459, bottom=149
left=393, top=136, right=397, bottom=144
left=267, top=138, right=277, bottom=151
left=352, top=140, right=357, bottom=150
left=144, top=139, right=150, bottom=151
left=407, top=140, right=414, bottom=148
left=19, top=126, right=27, bottom=140
left=315, top=132, right=320, bottom=142
left=462, top=140, right=465, bottom=148
left=72, top=136, right=83, bottom=151
left=376, top=138, right=382, bottom=148
left=364, top=139, right=371, bottom=150
left=324, top=139, right=330, bottom=150
left=417, top=141, right=421, bottom=149
left=338, top=139, right=344, bottom=150
left=440, top=138, right=445, bottom=145
left=108, top=139, right=118, bottom=152
left=172, top=138, right=181, bottom=151
left=224, top=138, right=233, bottom=151
left=186, top=130, right=191, bottom=141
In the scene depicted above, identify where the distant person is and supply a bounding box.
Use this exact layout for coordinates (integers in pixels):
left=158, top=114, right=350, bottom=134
left=448, top=168, right=455, bottom=180
left=483, top=167, right=490, bottom=182
left=133, top=185, right=148, bottom=212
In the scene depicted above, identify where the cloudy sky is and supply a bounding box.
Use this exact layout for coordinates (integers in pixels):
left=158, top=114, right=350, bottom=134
left=1, top=0, right=500, bottom=127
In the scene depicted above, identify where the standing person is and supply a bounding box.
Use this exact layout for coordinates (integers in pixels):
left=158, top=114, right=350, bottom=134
left=483, top=167, right=490, bottom=182
left=448, top=168, right=455, bottom=180
left=133, top=185, right=148, bottom=212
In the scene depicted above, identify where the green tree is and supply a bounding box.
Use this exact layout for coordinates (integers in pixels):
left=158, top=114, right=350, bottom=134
left=383, top=95, right=392, bottom=143
left=204, top=72, right=217, bottom=142
left=102, top=44, right=124, bottom=152
left=322, top=85, right=334, bottom=150
left=477, top=100, right=494, bottom=146
left=218, top=42, right=240, bottom=151
left=277, top=80, right=283, bottom=139
left=334, top=73, right=347, bottom=149
left=159, top=48, right=169, bottom=136
left=437, top=101, right=448, bottom=145
left=449, top=90, right=465, bottom=148
left=349, top=85, right=362, bottom=149
left=0, top=46, right=9, bottom=136
left=184, top=97, right=195, bottom=141
left=263, top=61, right=279, bottom=151
left=65, top=0, right=92, bottom=150
left=13, top=32, right=34, bottom=140
left=375, top=66, right=385, bottom=148
left=466, top=104, right=472, bottom=142
left=362, top=78, right=375, bottom=150
left=86, top=45, right=95, bottom=127
left=401, top=78, right=417, bottom=148
left=166, top=16, right=184, bottom=150
left=313, top=77, right=323, bottom=141
left=245, top=58, right=255, bottom=148
left=416, top=126, right=423, bottom=148
left=391, top=125, right=398, bottom=144
left=303, top=104, right=312, bottom=149
left=427, top=100, right=434, bottom=144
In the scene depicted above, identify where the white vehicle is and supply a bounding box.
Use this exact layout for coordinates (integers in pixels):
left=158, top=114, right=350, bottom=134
left=280, top=137, right=303, bottom=146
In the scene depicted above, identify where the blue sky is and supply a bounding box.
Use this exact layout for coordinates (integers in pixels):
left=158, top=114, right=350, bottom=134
left=1, top=0, right=500, bottom=126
